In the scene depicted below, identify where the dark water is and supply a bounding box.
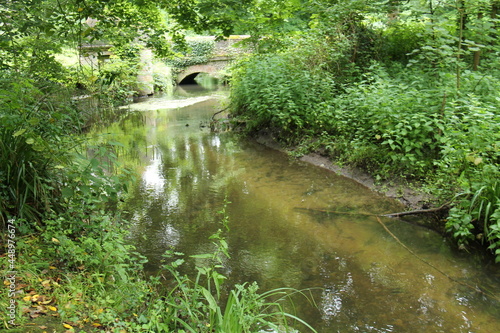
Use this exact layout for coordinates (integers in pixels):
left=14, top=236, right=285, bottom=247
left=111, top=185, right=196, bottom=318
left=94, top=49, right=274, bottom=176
left=90, top=86, right=500, bottom=333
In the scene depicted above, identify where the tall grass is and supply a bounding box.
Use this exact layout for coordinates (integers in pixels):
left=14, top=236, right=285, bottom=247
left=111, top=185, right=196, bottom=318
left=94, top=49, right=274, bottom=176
left=137, top=205, right=318, bottom=332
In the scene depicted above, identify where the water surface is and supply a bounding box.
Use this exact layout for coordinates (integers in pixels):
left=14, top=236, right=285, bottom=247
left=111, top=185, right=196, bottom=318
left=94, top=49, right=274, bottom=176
left=91, top=86, right=500, bottom=333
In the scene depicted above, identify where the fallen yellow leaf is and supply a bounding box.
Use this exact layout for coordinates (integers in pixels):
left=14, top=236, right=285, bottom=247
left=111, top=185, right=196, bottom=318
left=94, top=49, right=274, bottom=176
left=62, top=323, right=73, bottom=329
left=51, top=237, right=60, bottom=243
left=23, top=295, right=31, bottom=302
left=48, top=306, right=57, bottom=311
left=49, top=266, right=57, bottom=269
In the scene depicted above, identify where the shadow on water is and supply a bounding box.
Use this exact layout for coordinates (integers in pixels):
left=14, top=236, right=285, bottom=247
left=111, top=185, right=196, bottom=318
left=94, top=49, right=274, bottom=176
left=89, top=86, right=500, bottom=333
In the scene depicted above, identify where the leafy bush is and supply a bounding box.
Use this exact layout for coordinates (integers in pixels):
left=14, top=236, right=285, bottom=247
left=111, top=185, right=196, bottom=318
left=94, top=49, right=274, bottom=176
left=93, top=45, right=143, bottom=106
left=152, top=61, right=174, bottom=93
left=0, top=74, right=83, bottom=229
left=230, top=53, right=335, bottom=142
left=229, top=17, right=500, bottom=260
left=445, top=165, right=500, bottom=262
left=378, top=20, right=427, bottom=64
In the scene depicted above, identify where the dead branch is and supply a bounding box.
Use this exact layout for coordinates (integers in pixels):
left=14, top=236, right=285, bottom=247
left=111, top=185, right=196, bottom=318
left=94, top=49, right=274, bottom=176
left=294, top=207, right=378, bottom=217
left=211, top=107, right=229, bottom=121
left=382, top=203, right=450, bottom=218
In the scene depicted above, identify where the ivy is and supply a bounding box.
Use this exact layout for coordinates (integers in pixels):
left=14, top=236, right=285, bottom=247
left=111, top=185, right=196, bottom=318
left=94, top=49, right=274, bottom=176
left=166, top=40, right=215, bottom=69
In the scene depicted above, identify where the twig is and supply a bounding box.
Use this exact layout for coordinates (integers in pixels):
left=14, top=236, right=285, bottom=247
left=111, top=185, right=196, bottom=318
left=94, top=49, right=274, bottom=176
left=382, top=203, right=450, bottom=218
left=211, top=107, right=228, bottom=121
left=294, top=207, right=378, bottom=217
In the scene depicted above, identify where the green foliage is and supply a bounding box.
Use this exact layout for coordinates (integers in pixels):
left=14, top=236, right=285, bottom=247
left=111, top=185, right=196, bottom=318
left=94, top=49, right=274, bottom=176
left=445, top=166, right=500, bottom=262
left=1, top=214, right=151, bottom=330
left=0, top=74, right=83, bottom=229
left=229, top=0, right=500, bottom=260
left=166, top=39, right=215, bottom=68
left=95, top=45, right=143, bottom=105
left=162, top=0, right=307, bottom=44
left=152, top=61, right=175, bottom=93
left=0, top=136, right=147, bottom=329
left=230, top=53, right=336, bottom=142
left=379, top=20, right=427, bottom=64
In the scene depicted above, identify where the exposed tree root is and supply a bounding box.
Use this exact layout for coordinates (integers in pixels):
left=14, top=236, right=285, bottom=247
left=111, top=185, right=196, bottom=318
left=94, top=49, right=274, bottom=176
left=211, top=107, right=228, bottom=121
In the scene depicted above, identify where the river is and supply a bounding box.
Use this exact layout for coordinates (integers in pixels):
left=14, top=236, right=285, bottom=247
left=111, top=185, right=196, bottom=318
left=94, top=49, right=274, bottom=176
left=89, top=85, right=500, bottom=333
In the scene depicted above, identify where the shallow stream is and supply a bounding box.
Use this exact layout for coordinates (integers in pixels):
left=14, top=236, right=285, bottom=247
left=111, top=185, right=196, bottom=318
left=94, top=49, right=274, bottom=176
left=90, top=85, right=500, bottom=333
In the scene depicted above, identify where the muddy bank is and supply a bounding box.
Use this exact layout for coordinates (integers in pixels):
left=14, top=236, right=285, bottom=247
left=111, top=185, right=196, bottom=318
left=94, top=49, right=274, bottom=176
left=253, top=130, right=433, bottom=211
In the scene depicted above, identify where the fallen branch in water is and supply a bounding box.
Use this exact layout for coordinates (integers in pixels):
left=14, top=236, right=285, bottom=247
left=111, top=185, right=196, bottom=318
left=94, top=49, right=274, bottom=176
left=295, top=204, right=450, bottom=219
left=211, top=107, right=229, bottom=121
left=382, top=203, right=450, bottom=218
left=294, top=207, right=378, bottom=217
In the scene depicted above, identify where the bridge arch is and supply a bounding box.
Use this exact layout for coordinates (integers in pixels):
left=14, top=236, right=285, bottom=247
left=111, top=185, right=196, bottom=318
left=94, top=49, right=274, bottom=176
left=176, top=64, right=220, bottom=85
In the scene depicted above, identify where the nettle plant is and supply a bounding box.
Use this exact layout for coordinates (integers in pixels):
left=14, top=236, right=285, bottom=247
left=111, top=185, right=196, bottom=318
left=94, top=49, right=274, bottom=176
left=436, top=78, right=500, bottom=260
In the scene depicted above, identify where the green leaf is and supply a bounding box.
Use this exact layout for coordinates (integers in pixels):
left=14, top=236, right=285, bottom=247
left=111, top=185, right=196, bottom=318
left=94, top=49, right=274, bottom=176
left=13, top=128, right=26, bottom=137
left=61, top=187, right=74, bottom=198
left=190, top=253, right=213, bottom=259
left=201, top=288, right=218, bottom=311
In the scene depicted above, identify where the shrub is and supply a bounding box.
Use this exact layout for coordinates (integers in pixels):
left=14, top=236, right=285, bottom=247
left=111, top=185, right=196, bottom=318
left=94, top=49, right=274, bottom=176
left=0, top=74, right=83, bottom=230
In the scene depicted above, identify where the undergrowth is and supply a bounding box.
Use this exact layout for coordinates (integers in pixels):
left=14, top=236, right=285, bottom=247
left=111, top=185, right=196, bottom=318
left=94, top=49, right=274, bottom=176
left=229, top=11, right=500, bottom=261
left=1, top=201, right=317, bottom=332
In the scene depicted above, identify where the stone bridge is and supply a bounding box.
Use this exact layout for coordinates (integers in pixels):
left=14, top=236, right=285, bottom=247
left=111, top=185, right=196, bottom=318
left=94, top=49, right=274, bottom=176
left=80, top=35, right=250, bottom=96
left=175, top=56, right=230, bottom=85
left=173, top=36, right=250, bottom=86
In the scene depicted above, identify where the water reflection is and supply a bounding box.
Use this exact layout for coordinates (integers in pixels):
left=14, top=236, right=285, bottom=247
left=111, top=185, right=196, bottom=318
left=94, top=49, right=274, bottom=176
left=90, top=86, right=500, bottom=333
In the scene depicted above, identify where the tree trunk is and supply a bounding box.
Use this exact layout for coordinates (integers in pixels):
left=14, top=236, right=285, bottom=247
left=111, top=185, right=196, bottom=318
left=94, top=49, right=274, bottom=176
left=473, top=12, right=483, bottom=71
